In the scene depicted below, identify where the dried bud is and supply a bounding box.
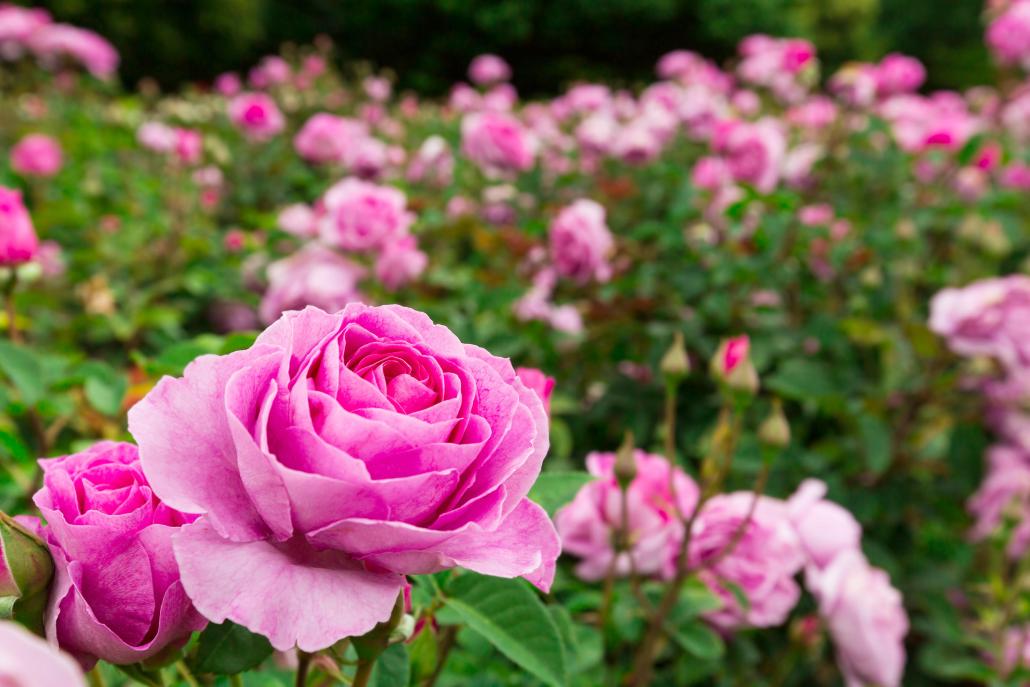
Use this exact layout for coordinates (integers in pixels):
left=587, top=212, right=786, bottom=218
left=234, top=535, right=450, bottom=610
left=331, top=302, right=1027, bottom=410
left=0, top=512, right=54, bottom=633
left=758, top=400, right=791, bottom=448
left=659, top=332, right=690, bottom=382
left=711, top=335, right=759, bottom=395
left=614, top=431, right=637, bottom=490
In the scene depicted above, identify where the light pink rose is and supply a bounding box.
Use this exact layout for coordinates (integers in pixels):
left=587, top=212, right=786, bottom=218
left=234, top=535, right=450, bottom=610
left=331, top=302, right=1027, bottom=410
left=0, top=620, right=85, bottom=686
left=875, top=53, right=925, bottom=96
left=293, top=113, right=369, bottom=165
left=556, top=451, right=699, bottom=581
left=0, top=186, right=37, bottom=266
left=227, top=92, right=285, bottom=141
left=548, top=199, right=614, bottom=284
left=968, top=443, right=1030, bottom=557
left=929, top=276, right=1030, bottom=371
left=406, top=135, right=454, bottom=187
left=137, top=122, right=176, bottom=152
left=10, top=133, right=62, bottom=177
left=712, top=118, right=786, bottom=193
left=258, top=244, right=365, bottom=324
left=27, top=23, right=118, bottom=78
left=34, top=442, right=206, bottom=668
left=987, top=0, right=1030, bottom=69
left=786, top=96, right=838, bottom=130
left=214, top=72, right=241, bottom=96
left=806, top=550, right=908, bottom=687
left=468, top=54, right=511, bottom=85
left=656, top=50, right=704, bottom=80
left=0, top=4, right=50, bottom=50
left=786, top=479, right=862, bottom=568
left=248, top=55, right=291, bottom=88
left=515, top=367, right=554, bottom=413
left=461, top=111, right=537, bottom=176
left=691, top=156, right=733, bottom=191
left=128, top=304, right=559, bottom=651
left=318, top=178, right=415, bottom=252
left=689, top=492, right=804, bottom=630
left=798, top=204, right=834, bottom=226
left=276, top=203, right=317, bottom=238
left=374, top=235, right=428, bottom=291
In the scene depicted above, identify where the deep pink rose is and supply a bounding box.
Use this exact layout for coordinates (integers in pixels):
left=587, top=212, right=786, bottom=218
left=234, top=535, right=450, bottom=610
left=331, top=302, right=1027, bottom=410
left=373, top=235, right=428, bottom=291
left=228, top=92, right=285, bottom=141
left=468, top=54, right=511, bottom=85
left=259, top=244, right=365, bottom=324
left=786, top=479, right=862, bottom=568
left=174, top=128, right=202, bottom=165
left=0, top=186, right=38, bottom=266
left=930, top=276, right=1030, bottom=371
left=807, top=550, right=908, bottom=687
left=556, top=451, right=699, bottom=581
left=293, top=113, right=369, bottom=165
left=0, top=621, right=85, bottom=686
left=461, top=111, right=537, bottom=176
left=11, top=133, right=62, bottom=177
left=712, top=118, right=786, bottom=193
left=689, top=492, right=804, bottom=630
left=128, top=304, right=559, bottom=651
left=548, top=199, right=614, bottom=284
left=33, top=442, right=206, bottom=668
left=514, top=367, right=554, bottom=413
left=318, top=178, right=415, bottom=252
left=875, top=53, right=925, bottom=96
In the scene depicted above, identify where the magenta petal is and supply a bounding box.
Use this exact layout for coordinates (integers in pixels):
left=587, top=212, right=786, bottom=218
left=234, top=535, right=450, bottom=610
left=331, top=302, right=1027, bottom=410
left=173, top=519, right=405, bottom=651
left=128, top=348, right=280, bottom=541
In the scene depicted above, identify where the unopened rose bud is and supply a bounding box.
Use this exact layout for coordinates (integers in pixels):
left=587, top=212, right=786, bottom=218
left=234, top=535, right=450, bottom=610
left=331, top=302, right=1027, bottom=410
left=0, top=512, right=54, bottom=633
left=614, top=431, right=636, bottom=490
left=758, top=400, right=791, bottom=448
left=711, top=335, right=759, bottom=395
left=660, top=332, right=690, bottom=382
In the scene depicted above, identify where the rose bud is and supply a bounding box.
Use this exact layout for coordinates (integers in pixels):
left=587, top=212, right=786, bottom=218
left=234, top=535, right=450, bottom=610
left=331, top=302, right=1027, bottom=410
left=0, top=512, right=54, bottom=633
left=711, top=335, right=759, bottom=394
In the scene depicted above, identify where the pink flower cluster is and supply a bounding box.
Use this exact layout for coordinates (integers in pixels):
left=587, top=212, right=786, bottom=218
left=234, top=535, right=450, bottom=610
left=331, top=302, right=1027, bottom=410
left=0, top=5, right=117, bottom=77
left=931, top=276, right=1030, bottom=557
left=137, top=122, right=204, bottom=165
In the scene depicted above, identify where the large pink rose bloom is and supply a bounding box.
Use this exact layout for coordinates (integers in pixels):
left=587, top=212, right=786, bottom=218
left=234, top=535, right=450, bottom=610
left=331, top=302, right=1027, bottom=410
left=930, top=276, right=1030, bottom=371
left=0, top=621, right=85, bottom=686
left=807, top=550, right=908, bottom=687
left=786, top=479, right=862, bottom=569
left=548, top=199, right=614, bottom=284
left=128, top=304, right=559, bottom=651
left=461, top=111, right=537, bottom=176
left=556, top=451, right=699, bottom=582
left=259, top=244, right=365, bottom=324
left=228, top=92, right=285, bottom=141
left=689, top=492, right=805, bottom=630
left=11, top=133, right=62, bottom=178
left=0, top=186, right=38, bottom=266
left=293, top=113, right=369, bottom=165
left=28, top=24, right=118, bottom=78
left=318, top=178, right=415, bottom=252
left=33, top=442, right=206, bottom=668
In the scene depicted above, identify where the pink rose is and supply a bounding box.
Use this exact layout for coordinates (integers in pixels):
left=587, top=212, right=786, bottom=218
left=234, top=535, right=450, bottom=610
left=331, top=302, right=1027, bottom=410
left=407, top=135, right=454, bottom=187
left=258, top=244, right=365, bottom=324
left=128, top=304, right=559, bottom=651
left=556, top=451, right=699, bottom=581
left=987, top=0, right=1030, bottom=69
left=33, top=442, right=206, bottom=668
left=276, top=203, right=317, bottom=238
left=968, top=443, right=1030, bottom=557
left=248, top=55, right=291, bottom=89
left=174, top=128, right=202, bottom=165
left=293, top=113, right=369, bottom=165
left=214, top=72, right=241, bottom=96
left=27, top=24, right=118, bottom=78
left=875, top=53, right=925, bottom=96
left=228, top=92, right=285, bottom=141
left=807, top=550, right=908, bottom=687
left=318, top=178, right=415, bottom=252
left=374, top=235, right=428, bottom=291
left=363, top=76, right=392, bottom=102
left=713, top=118, right=787, bottom=193
left=656, top=50, right=704, bottom=80
left=786, top=479, right=862, bottom=568
left=548, top=199, right=614, bottom=284
left=461, top=111, right=537, bottom=176
left=11, top=133, right=62, bottom=177
left=514, top=367, right=554, bottom=413
left=468, top=54, right=512, bottom=85
left=0, top=621, right=85, bottom=686
left=689, top=492, right=805, bottom=630
left=798, top=203, right=834, bottom=226
left=691, top=156, right=733, bottom=191
left=0, top=186, right=38, bottom=266
left=0, top=5, right=50, bottom=49
left=137, top=122, right=176, bottom=152
left=930, top=276, right=1030, bottom=371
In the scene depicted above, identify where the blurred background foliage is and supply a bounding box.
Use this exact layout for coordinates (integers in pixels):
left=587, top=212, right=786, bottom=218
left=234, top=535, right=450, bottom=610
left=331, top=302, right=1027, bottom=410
left=30, top=0, right=992, bottom=95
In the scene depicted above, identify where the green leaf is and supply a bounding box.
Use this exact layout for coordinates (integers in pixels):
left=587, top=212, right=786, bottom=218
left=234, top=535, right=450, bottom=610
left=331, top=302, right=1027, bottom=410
left=528, top=471, right=593, bottom=516
left=193, top=621, right=273, bottom=675
left=0, top=341, right=44, bottom=405
left=81, top=362, right=127, bottom=416
left=115, top=664, right=164, bottom=687
left=370, top=643, right=411, bottom=687
left=443, top=573, right=567, bottom=687
left=765, top=359, right=836, bottom=401
left=859, top=414, right=892, bottom=475
left=665, top=620, right=724, bottom=660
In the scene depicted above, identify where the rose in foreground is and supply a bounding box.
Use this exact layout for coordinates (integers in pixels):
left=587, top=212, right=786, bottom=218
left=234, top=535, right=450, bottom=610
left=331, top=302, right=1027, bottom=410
left=0, top=620, right=86, bottom=686
left=34, top=442, right=206, bottom=668
left=0, top=186, right=38, bottom=266
left=129, top=304, right=559, bottom=651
